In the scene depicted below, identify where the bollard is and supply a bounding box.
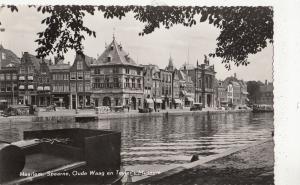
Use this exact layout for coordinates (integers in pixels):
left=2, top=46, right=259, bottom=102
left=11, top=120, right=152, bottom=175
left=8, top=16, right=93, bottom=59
left=190, top=154, right=199, bottom=162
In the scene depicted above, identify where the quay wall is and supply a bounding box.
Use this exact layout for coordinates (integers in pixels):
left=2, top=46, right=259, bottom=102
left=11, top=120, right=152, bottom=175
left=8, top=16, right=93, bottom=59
left=0, top=109, right=252, bottom=124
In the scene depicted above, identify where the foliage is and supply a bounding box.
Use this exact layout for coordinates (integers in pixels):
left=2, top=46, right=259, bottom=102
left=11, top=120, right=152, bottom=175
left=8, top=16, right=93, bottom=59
left=0, top=5, right=273, bottom=69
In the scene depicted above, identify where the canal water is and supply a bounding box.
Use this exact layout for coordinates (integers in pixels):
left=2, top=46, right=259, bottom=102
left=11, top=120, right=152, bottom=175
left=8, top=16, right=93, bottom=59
left=0, top=112, right=273, bottom=178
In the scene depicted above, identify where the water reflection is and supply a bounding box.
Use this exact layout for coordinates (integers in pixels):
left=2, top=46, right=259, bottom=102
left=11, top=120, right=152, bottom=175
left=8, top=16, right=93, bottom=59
left=0, top=112, right=273, bottom=171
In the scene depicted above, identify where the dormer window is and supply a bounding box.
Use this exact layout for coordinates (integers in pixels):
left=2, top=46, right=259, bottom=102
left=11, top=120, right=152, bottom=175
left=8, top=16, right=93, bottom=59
left=107, top=56, right=111, bottom=62
left=110, top=45, right=114, bottom=50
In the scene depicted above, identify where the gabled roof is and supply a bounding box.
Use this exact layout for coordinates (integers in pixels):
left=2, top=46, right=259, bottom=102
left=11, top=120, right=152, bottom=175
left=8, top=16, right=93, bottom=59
left=94, top=37, right=138, bottom=66
left=21, top=52, right=51, bottom=71
left=0, top=45, right=20, bottom=67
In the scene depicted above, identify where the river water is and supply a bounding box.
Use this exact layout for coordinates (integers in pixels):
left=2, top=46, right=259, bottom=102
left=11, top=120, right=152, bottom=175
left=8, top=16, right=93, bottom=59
left=0, top=112, right=273, bottom=177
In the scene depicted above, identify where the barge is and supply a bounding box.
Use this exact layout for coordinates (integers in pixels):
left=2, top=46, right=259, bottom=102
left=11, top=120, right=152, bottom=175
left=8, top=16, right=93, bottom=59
left=0, top=128, right=122, bottom=185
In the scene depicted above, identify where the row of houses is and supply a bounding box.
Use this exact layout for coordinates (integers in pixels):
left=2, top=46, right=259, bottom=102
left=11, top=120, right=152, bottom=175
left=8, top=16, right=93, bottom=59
left=0, top=37, right=251, bottom=110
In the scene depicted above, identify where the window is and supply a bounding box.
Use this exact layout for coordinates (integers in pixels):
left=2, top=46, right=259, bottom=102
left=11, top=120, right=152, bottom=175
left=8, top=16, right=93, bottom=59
left=0, top=74, right=4, bottom=81
left=20, top=67, right=25, bottom=74
left=12, top=74, right=17, bottom=80
left=77, top=61, right=83, bottom=70
left=132, top=78, right=135, bottom=88
left=85, top=83, right=91, bottom=91
left=0, top=84, right=5, bottom=92
left=64, top=85, right=69, bottom=92
left=137, top=70, right=141, bottom=75
left=138, top=98, right=141, bottom=106
left=84, top=72, right=90, bottom=80
left=126, top=68, right=130, bottom=74
left=78, top=83, right=83, bottom=92
left=137, top=79, right=141, bottom=89
left=113, top=68, right=118, bottom=74
left=70, top=83, right=76, bottom=92
left=64, top=74, right=69, bottom=80
left=28, top=66, right=34, bottom=73
left=2, top=53, right=6, bottom=60
left=6, top=85, right=11, bottom=92
left=5, top=74, right=10, bottom=80
left=114, top=78, right=119, bottom=88
left=107, top=56, right=111, bottom=62
left=70, top=72, right=76, bottom=80
left=77, top=72, right=83, bottom=80
left=125, top=78, right=130, bottom=88
left=94, top=68, right=101, bottom=74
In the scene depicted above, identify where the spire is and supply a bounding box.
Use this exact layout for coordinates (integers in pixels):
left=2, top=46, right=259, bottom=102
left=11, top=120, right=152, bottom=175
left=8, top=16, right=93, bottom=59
left=113, top=27, right=116, bottom=40
left=167, top=54, right=174, bottom=71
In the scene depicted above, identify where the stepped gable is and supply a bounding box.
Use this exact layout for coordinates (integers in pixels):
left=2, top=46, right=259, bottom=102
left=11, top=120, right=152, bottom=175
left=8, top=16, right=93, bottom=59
left=95, top=37, right=138, bottom=66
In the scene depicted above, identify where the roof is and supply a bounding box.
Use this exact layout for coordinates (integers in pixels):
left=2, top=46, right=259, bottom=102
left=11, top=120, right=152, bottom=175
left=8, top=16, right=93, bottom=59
left=21, top=52, right=51, bottom=71
left=0, top=45, right=20, bottom=67
left=94, top=37, right=138, bottom=67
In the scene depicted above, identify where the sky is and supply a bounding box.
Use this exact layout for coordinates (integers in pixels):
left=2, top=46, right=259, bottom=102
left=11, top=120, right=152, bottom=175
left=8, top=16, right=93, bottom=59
left=0, top=6, right=273, bottom=82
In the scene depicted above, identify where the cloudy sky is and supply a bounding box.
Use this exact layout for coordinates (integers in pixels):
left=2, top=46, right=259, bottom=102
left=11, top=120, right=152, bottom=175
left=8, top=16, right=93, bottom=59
left=0, top=6, right=273, bottom=82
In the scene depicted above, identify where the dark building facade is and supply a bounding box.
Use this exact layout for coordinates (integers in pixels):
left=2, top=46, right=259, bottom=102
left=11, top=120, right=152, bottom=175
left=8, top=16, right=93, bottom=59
left=0, top=45, right=20, bottom=108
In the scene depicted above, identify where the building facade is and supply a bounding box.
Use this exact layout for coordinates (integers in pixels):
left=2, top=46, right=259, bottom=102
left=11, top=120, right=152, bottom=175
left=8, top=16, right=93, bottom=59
left=186, top=56, right=216, bottom=108
left=0, top=45, right=20, bottom=108
left=91, top=37, right=144, bottom=110
left=69, top=52, right=93, bottom=109
left=223, top=73, right=248, bottom=107
left=36, top=60, right=51, bottom=107
left=18, top=52, right=43, bottom=105
left=49, top=58, right=71, bottom=108
left=257, top=80, right=273, bottom=106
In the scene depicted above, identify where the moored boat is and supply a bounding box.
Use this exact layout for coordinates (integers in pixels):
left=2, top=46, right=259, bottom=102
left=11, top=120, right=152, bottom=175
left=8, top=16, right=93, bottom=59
left=0, top=128, right=122, bottom=185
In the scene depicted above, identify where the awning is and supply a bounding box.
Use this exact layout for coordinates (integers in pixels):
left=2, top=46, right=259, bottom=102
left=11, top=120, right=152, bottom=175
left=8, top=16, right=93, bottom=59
left=19, top=76, right=25, bottom=80
left=44, top=86, right=50, bottom=91
left=155, top=99, right=162, bottom=104
left=185, top=97, right=194, bottom=102
left=174, top=99, right=182, bottom=104
left=145, top=99, right=154, bottom=104
left=28, top=76, right=33, bottom=80
left=28, top=85, right=34, bottom=90
left=37, top=86, right=43, bottom=91
left=19, top=85, right=25, bottom=90
left=242, top=91, right=248, bottom=95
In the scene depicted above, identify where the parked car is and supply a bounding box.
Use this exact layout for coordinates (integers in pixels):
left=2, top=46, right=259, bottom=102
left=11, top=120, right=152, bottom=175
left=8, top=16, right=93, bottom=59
left=138, top=107, right=153, bottom=113
left=190, top=103, right=203, bottom=111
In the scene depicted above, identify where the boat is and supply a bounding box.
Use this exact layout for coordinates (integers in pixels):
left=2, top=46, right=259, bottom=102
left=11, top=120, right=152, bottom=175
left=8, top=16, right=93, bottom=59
left=252, top=104, right=274, bottom=113
left=0, top=128, right=123, bottom=185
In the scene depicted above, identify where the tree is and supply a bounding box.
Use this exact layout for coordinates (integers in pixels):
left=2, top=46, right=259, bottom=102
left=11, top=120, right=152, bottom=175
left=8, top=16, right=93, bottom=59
left=0, top=5, right=273, bottom=69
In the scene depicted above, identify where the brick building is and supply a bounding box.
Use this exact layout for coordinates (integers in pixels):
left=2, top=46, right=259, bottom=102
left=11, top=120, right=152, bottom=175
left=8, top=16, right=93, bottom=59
left=0, top=45, right=20, bottom=108
left=49, top=58, right=71, bottom=108
left=69, top=52, right=93, bottom=109
left=91, top=37, right=144, bottom=110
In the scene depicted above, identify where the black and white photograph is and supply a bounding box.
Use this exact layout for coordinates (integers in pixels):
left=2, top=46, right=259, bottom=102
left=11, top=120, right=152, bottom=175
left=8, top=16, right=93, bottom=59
left=0, top=2, right=279, bottom=185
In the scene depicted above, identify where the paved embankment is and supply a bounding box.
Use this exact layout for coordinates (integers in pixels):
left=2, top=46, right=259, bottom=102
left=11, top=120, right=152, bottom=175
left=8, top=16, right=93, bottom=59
left=134, top=139, right=274, bottom=185
left=0, top=109, right=252, bottom=124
